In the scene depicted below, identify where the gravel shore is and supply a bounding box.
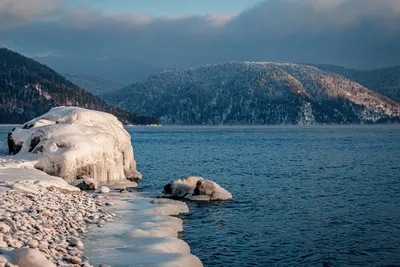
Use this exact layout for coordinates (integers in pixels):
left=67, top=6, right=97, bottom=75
left=0, top=186, right=114, bottom=267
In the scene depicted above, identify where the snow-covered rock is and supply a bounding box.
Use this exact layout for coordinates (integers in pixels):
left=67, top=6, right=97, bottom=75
left=163, top=176, right=232, bottom=201
left=7, top=107, right=142, bottom=184
left=163, top=176, right=204, bottom=198
left=190, top=179, right=233, bottom=201
left=97, top=185, right=111, bottom=193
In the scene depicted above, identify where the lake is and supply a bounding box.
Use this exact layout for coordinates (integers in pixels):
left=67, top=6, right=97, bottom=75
left=1, top=125, right=400, bottom=266
left=129, top=125, right=400, bottom=266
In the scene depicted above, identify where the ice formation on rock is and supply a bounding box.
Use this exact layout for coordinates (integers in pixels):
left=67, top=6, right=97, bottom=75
left=7, top=107, right=142, bottom=184
left=163, top=176, right=232, bottom=201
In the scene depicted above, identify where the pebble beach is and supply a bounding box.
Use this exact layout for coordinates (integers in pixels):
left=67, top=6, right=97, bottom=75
left=0, top=186, right=115, bottom=267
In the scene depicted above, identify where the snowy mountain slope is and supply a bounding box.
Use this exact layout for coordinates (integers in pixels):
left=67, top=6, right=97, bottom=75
left=102, top=62, right=400, bottom=125
left=314, top=65, right=400, bottom=103
left=0, top=48, right=158, bottom=125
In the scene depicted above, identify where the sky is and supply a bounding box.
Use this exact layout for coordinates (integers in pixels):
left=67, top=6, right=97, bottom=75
left=65, top=0, right=262, bottom=17
left=0, top=0, right=400, bottom=73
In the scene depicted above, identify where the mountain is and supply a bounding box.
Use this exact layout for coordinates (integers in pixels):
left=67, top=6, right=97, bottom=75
left=63, top=74, right=125, bottom=96
left=35, top=56, right=163, bottom=84
left=102, top=62, right=400, bottom=125
left=0, top=48, right=158, bottom=125
left=315, top=65, right=400, bottom=103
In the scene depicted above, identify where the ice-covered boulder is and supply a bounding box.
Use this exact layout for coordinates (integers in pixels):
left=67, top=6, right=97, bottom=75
left=162, top=176, right=232, bottom=201
left=189, top=179, right=232, bottom=201
left=7, top=107, right=142, bottom=184
left=163, top=176, right=204, bottom=198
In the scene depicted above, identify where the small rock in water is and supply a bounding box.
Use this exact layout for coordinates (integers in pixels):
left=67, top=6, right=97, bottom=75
left=72, top=178, right=98, bottom=190
left=68, top=237, right=84, bottom=248
left=98, top=186, right=110, bottom=194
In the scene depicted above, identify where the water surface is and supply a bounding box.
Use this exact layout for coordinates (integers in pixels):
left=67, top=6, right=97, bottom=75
left=1, top=125, right=399, bottom=266
left=129, top=125, right=400, bottom=266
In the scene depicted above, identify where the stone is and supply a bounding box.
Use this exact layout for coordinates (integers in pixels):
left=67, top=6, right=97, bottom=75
left=72, top=178, right=98, bottom=191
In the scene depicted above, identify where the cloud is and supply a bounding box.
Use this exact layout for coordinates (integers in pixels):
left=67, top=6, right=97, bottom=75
left=1, top=0, right=400, bottom=70
left=0, top=0, right=60, bottom=28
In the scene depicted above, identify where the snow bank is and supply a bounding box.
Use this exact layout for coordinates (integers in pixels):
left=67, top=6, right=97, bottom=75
left=7, top=107, right=142, bottom=184
left=163, top=176, right=232, bottom=201
left=0, top=166, right=80, bottom=194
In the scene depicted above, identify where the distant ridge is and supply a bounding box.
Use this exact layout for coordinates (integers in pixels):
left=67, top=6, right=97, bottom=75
left=0, top=48, right=158, bottom=125
left=314, top=64, right=400, bottom=103
left=63, top=73, right=126, bottom=96
left=101, top=61, right=400, bottom=125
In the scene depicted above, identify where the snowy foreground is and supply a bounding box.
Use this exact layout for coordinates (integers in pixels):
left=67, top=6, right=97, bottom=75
left=0, top=107, right=203, bottom=267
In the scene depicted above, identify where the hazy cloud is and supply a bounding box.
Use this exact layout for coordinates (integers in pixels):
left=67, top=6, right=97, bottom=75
left=1, top=0, right=400, bottom=70
left=0, top=0, right=60, bottom=28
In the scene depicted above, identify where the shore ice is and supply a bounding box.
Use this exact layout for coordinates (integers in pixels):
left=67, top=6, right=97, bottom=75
left=83, top=193, right=203, bottom=267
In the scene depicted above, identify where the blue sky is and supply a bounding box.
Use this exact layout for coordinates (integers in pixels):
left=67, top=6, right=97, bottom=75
left=65, top=0, right=262, bottom=16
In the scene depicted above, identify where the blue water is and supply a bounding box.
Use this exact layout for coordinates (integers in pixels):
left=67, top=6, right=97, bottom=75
left=1, top=125, right=400, bottom=266
left=128, top=125, right=400, bottom=267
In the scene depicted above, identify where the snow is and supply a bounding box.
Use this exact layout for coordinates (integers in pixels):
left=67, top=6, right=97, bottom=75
left=0, top=164, right=80, bottom=194
left=163, top=176, right=232, bottom=201
left=83, top=193, right=203, bottom=267
left=8, top=106, right=142, bottom=184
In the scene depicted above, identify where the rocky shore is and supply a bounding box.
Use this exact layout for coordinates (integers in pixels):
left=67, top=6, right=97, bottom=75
left=0, top=108, right=203, bottom=267
left=0, top=186, right=114, bottom=267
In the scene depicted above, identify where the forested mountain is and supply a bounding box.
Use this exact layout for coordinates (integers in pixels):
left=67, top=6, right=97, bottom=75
left=0, top=48, right=158, bottom=125
left=315, top=65, right=400, bottom=103
left=102, top=62, right=400, bottom=125
left=63, top=74, right=125, bottom=96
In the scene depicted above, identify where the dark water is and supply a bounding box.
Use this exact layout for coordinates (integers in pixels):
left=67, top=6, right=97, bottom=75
left=1, top=125, right=400, bottom=266
left=128, top=125, right=400, bottom=267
